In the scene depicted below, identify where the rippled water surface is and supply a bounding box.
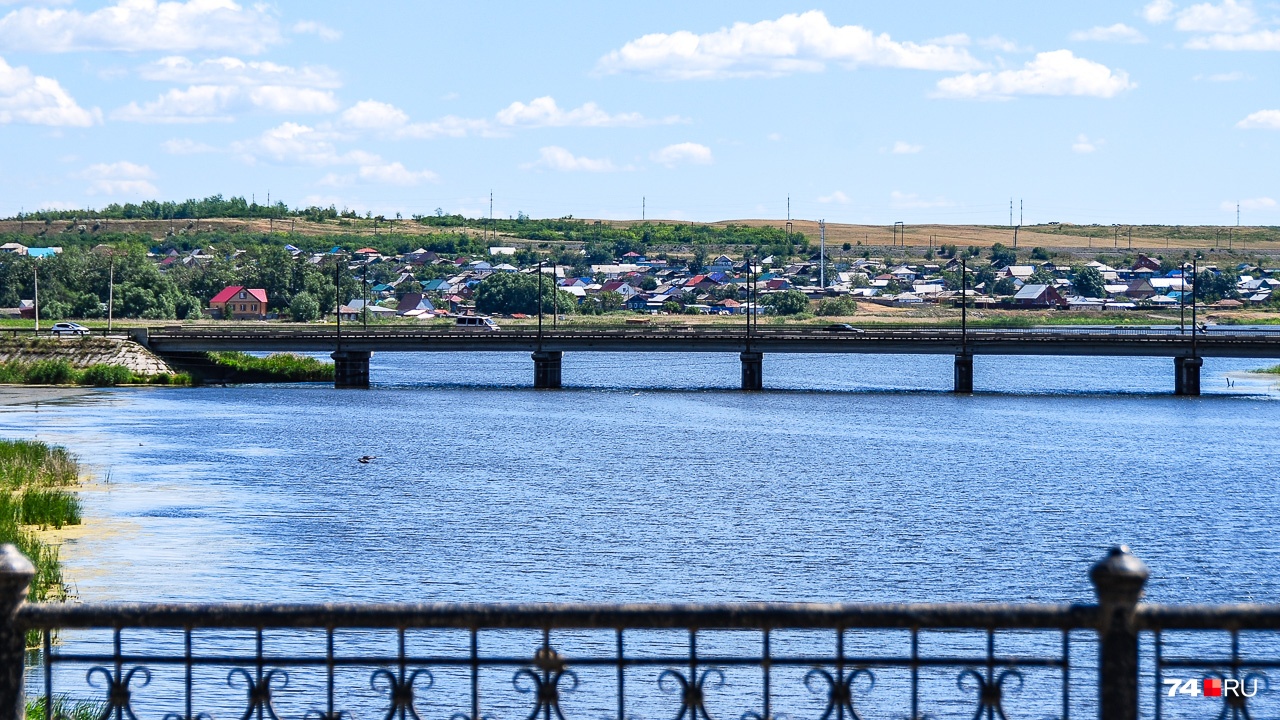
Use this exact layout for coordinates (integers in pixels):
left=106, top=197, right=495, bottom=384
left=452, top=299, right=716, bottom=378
left=2, top=351, right=1278, bottom=606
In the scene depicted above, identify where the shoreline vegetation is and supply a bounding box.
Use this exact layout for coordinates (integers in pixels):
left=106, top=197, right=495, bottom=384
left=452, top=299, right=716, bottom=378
left=205, top=351, right=334, bottom=382
left=0, top=359, right=189, bottom=387
left=0, top=440, right=99, bottom=720
left=0, top=440, right=82, bottom=604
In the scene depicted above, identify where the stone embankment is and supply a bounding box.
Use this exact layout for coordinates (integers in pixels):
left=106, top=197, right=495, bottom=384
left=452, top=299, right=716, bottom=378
left=0, top=336, right=174, bottom=375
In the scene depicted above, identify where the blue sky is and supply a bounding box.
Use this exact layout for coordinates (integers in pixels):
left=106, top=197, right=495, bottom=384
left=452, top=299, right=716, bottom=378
left=0, top=0, right=1277, bottom=226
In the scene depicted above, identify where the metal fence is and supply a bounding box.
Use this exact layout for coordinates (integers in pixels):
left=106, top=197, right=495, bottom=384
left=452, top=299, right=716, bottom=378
left=0, top=546, right=1275, bottom=720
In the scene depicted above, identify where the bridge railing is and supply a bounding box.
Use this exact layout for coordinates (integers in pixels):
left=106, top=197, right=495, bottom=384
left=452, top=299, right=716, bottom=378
left=1, top=546, right=1277, bottom=720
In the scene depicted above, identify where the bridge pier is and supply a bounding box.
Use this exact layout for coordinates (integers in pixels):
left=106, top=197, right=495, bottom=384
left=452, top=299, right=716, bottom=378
left=532, top=351, right=562, bottom=389
left=331, top=350, right=370, bottom=388
left=954, top=353, right=974, bottom=394
left=741, top=351, right=763, bottom=391
left=1174, top=356, right=1202, bottom=396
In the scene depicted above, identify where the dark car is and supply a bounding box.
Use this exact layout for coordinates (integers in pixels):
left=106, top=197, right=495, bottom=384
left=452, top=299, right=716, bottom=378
left=824, top=323, right=864, bottom=333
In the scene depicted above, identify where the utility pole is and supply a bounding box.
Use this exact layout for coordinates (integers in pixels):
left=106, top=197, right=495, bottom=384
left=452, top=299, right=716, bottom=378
left=1191, top=258, right=1198, bottom=355
left=1009, top=198, right=1013, bottom=227
left=537, top=260, right=544, bottom=343
left=642, top=197, right=646, bottom=222
left=1020, top=199, right=1023, bottom=226
left=334, top=254, right=342, bottom=348
left=107, top=256, right=114, bottom=333
left=819, top=220, right=826, bottom=288
left=961, top=255, right=968, bottom=352
left=1127, top=227, right=1132, bottom=250
left=362, top=263, right=368, bottom=331
left=1237, top=202, right=1241, bottom=227
left=489, top=191, right=494, bottom=244
left=32, top=267, right=38, bottom=334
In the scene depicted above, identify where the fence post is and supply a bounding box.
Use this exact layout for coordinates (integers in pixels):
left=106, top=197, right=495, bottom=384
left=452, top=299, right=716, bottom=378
left=1091, top=546, right=1149, bottom=720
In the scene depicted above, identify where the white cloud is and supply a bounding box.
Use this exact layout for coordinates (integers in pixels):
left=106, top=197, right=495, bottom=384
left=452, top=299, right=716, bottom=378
left=113, top=85, right=237, bottom=123
left=292, top=20, right=340, bottom=41
left=1070, top=24, right=1148, bottom=43
left=891, top=140, right=923, bottom=154
left=357, top=162, right=437, bottom=185
left=113, top=83, right=337, bottom=122
left=1220, top=197, right=1276, bottom=211
left=1143, top=0, right=1177, bottom=23
left=0, top=0, right=282, bottom=53
left=818, top=191, right=850, bottom=204
left=77, top=161, right=158, bottom=196
left=1186, top=30, right=1280, bottom=49
left=525, top=146, right=618, bottom=172
left=161, top=138, right=217, bottom=154
left=496, top=96, right=680, bottom=127
left=1174, top=0, right=1257, bottom=32
left=1072, top=134, right=1103, bottom=153
left=650, top=142, right=712, bottom=168
left=232, top=122, right=373, bottom=165
left=0, top=55, right=99, bottom=126
left=336, top=96, right=669, bottom=139
left=335, top=99, right=494, bottom=138
left=926, top=33, right=970, bottom=46
left=232, top=122, right=434, bottom=187
left=1194, top=70, right=1247, bottom=81
left=596, top=10, right=983, bottom=80
left=138, top=56, right=340, bottom=88
left=1237, top=109, right=1280, bottom=128
left=935, top=50, right=1135, bottom=100
left=978, top=35, right=1031, bottom=52
left=247, top=86, right=338, bottom=114
left=339, top=100, right=409, bottom=130
left=320, top=162, right=438, bottom=187
left=890, top=191, right=952, bottom=209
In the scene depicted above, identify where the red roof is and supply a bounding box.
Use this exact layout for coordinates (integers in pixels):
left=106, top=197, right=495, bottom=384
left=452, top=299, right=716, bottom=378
left=355, top=247, right=379, bottom=254
left=211, top=286, right=267, bottom=304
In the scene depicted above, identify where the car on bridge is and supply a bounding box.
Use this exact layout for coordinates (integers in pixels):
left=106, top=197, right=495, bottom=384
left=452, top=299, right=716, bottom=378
left=824, top=323, right=865, bottom=333
left=50, top=322, right=91, bottom=337
left=455, top=315, right=501, bottom=331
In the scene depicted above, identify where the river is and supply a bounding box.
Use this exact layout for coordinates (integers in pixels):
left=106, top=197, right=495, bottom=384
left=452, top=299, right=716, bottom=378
left=3, top=352, right=1279, bottom=719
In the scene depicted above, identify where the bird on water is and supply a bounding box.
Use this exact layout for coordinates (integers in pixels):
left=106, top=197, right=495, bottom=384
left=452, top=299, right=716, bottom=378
left=357, top=456, right=377, bottom=464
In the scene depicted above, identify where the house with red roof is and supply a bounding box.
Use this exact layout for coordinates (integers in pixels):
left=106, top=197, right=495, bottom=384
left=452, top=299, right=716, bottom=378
left=210, top=286, right=268, bottom=320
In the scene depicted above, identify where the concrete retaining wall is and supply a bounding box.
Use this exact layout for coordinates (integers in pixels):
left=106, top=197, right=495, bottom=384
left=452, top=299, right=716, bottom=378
left=0, top=336, right=175, bottom=375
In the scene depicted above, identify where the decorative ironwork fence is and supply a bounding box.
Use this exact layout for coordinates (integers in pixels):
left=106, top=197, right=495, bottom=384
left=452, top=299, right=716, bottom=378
left=0, top=546, right=1276, bottom=720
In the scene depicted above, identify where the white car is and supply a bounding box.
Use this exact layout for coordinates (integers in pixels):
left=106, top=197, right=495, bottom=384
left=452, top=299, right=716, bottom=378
left=50, top=322, right=91, bottom=337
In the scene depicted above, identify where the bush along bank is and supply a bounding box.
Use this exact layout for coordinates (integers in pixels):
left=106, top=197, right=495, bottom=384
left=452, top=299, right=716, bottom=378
left=0, top=359, right=191, bottom=386
left=204, top=352, right=335, bottom=382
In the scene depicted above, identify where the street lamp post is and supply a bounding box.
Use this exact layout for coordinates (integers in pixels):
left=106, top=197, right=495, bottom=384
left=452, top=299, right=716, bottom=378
left=334, top=253, right=342, bottom=349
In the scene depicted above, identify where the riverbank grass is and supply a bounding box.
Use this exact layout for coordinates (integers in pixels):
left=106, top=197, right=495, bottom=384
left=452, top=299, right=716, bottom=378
left=1258, top=365, right=1280, bottom=374
left=0, top=440, right=83, bottom=603
left=0, top=359, right=190, bottom=387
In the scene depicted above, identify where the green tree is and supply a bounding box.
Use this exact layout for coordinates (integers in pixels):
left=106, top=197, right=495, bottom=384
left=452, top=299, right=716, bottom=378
left=990, top=243, right=1017, bottom=268
left=992, top=277, right=1018, bottom=296
left=1028, top=268, right=1057, bottom=285
left=290, top=291, right=321, bottom=322
left=816, top=296, right=858, bottom=316
left=639, top=276, right=658, bottom=291
left=762, top=290, right=810, bottom=315
left=1072, top=266, right=1106, bottom=298
left=474, top=272, right=576, bottom=315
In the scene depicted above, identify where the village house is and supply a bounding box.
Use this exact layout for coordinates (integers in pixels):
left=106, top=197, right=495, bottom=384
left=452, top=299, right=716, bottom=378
left=210, top=286, right=268, bottom=320
left=1011, top=284, right=1067, bottom=308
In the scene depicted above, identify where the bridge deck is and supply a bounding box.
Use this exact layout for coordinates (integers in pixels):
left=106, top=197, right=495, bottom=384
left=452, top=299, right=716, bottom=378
left=141, top=327, right=1280, bottom=359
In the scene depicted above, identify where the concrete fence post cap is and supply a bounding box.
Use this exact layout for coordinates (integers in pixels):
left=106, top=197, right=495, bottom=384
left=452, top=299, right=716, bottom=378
left=0, top=546, right=32, bottom=579
left=1090, top=545, right=1150, bottom=605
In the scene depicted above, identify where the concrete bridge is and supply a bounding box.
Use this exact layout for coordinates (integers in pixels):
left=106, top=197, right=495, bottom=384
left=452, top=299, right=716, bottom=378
left=131, top=325, right=1280, bottom=395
